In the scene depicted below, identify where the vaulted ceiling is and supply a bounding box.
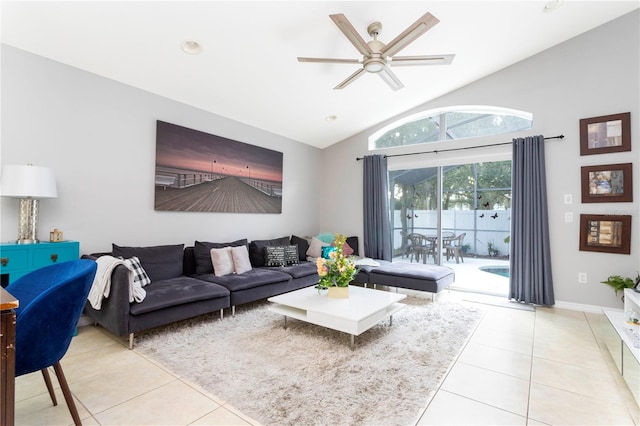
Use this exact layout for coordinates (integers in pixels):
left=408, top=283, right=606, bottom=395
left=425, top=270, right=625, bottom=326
left=2, top=1, right=638, bottom=148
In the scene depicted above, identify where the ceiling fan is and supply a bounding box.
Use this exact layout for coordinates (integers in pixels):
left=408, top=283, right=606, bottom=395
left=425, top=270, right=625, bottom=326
left=298, top=12, right=454, bottom=91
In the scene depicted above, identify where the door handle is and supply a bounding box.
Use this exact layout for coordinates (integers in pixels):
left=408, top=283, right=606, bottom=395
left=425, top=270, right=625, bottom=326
left=1, top=257, right=7, bottom=267
left=50, top=254, right=58, bottom=262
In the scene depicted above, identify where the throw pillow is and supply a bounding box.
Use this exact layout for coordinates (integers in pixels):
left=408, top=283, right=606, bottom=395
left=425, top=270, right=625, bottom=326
left=316, top=232, right=335, bottom=244
left=290, top=235, right=310, bottom=261
left=249, top=236, right=291, bottom=267
left=194, top=239, right=248, bottom=275
left=210, top=247, right=235, bottom=277
left=337, top=241, right=354, bottom=257
left=306, top=236, right=329, bottom=258
left=346, top=236, right=359, bottom=256
left=112, top=243, right=184, bottom=282
left=123, top=256, right=151, bottom=286
left=264, top=246, right=287, bottom=267
left=231, top=245, right=252, bottom=274
left=285, top=244, right=299, bottom=265
left=321, top=246, right=337, bottom=259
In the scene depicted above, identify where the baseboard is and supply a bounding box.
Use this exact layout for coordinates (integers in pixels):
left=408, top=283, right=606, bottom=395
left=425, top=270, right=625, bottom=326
left=77, top=314, right=93, bottom=327
left=553, top=299, right=607, bottom=314
left=457, top=291, right=610, bottom=315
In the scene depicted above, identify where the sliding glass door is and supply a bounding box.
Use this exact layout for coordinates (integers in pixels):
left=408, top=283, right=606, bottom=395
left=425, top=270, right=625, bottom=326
left=390, top=160, right=512, bottom=295
left=390, top=167, right=440, bottom=264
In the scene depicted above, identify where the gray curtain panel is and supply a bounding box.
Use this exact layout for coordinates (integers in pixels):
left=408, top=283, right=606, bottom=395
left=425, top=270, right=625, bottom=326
left=363, top=155, right=392, bottom=260
left=509, top=135, right=555, bottom=305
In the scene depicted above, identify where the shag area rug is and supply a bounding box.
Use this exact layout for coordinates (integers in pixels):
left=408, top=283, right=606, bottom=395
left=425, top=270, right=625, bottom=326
left=135, top=295, right=484, bottom=426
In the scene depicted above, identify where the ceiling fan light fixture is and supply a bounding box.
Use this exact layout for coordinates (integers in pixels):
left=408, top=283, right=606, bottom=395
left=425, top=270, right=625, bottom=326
left=181, top=40, right=202, bottom=55
left=364, top=59, right=385, bottom=73
left=301, top=12, right=453, bottom=90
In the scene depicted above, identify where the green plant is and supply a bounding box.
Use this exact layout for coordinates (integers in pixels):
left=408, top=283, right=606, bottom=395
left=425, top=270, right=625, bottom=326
left=316, top=234, right=358, bottom=288
left=487, top=241, right=499, bottom=257
left=601, top=274, right=640, bottom=297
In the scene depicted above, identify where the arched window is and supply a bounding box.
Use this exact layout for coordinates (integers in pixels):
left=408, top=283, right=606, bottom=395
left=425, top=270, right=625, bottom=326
left=369, top=106, right=533, bottom=149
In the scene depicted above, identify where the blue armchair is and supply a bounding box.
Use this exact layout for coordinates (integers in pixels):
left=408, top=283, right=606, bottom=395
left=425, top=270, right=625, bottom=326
left=6, top=259, right=97, bottom=426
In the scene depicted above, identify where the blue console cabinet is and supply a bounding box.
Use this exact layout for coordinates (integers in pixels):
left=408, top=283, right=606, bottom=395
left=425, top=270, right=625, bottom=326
left=0, top=241, right=80, bottom=287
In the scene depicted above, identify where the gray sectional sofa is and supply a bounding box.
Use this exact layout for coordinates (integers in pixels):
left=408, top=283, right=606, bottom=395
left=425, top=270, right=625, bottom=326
left=83, top=235, right=324, bottom=348
left=82, top=234, right=454, bottom=349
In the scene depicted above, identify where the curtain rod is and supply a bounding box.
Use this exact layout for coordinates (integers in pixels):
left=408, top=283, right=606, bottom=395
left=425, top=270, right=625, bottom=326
left=356, top=134, right=564, bottom=161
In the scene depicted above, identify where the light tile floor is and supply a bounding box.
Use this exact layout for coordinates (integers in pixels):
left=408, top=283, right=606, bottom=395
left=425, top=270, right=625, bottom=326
left=14, top=291, right=640, bottom=425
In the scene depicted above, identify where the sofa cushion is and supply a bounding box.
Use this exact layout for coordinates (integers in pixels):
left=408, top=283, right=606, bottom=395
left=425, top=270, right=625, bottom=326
left=264, top=246, right=287, bottom=267
left=368, top=263, right=455, bottom=293
left=112, top=243, right=184, bottom=282
left=316, top=232, right=335, bottom=243
left=210, top=247, right=235, bottom=277
left=231, top=245, right=252, bottom=274
left=285, top=245, right=299, bottom=265
left=290, top=235, right=309, bottom=261
left=337, top=241, right=354, bottom=257
left=306, top=237, right=329, bottom=258
left=123, top=256, right=151, bottom=286
left=196, top=268, right=291, bottom=292
left=264, top=245, right=299, bottom=267
left=265, top=261, right=318, bottom=279
left=346, top=236, right=359, bottom=256
left=129, top=277, right=230, bottom=316
left=249, top=236, right=290, bottom=267
left=194, top=239, right=248, bottom=275
left=321, top=246, right=337, bottom=259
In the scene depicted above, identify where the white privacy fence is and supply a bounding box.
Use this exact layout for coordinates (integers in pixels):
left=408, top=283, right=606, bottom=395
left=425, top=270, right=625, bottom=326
left=392, top=209, right=512, bottom=257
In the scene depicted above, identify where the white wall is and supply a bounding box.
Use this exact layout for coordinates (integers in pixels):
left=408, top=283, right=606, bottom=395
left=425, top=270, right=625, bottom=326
left=2, top=11, right=638, bottom=308
left=321, top=10, right=640, bottom=309
left=1, top=45, right=322, bottom=254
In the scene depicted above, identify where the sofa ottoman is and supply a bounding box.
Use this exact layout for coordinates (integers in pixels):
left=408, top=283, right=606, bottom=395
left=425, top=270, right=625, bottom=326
left=365, top=262, right=455, bottom=300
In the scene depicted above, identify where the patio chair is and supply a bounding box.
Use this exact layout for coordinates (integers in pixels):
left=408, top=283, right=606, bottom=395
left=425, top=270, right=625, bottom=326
left=407, top=233, right=437, bottom=264
left=444, top=233, right=466, bottom=264
left=399, top=230, right=412, bottom=259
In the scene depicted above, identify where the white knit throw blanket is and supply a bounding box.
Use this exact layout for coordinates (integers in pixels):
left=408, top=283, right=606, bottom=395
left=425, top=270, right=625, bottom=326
left=88, top=255, right=146, bottom=309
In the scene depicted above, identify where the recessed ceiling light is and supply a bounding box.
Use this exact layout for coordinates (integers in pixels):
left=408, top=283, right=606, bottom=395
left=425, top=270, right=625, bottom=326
left=181, top=40, right=202, bottom=55
left=325, top=115, right=337, bottom=122
left=544, top=0, right=563, bottom=12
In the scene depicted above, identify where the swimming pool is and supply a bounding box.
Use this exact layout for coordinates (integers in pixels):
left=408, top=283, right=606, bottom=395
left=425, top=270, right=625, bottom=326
left=479, top=266, right=510, bottom=278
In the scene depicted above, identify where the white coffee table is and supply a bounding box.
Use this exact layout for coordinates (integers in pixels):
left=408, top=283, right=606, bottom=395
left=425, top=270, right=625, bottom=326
left=268, top=285, right=406, bottom=346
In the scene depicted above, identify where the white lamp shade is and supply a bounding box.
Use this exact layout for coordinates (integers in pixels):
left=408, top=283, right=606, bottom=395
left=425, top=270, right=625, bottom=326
left=1, top=164, right=58, bottom=198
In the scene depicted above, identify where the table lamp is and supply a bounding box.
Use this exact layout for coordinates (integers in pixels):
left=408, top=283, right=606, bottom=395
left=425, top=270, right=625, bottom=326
left=1, top=164, right=58, bottom=244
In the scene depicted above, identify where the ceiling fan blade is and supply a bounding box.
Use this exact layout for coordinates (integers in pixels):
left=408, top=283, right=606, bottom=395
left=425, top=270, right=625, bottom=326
left=390, top=54, right=455, bottom=67
left=378, top=66, right=404, bottom=91
left=330, top=14, right=373, bottom=56
left=380, top=12, right=440, bottom=57
left=334, top=68, right=366, bottom=90
left=297, top=57, right=361, bottom=64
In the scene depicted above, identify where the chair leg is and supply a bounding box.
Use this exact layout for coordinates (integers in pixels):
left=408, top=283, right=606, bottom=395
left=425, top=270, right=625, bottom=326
left=52, top=362, right=82, bottom=426
left=129, top=333, right=135, bottom=350
left=41, top=368, right=58, bottom=406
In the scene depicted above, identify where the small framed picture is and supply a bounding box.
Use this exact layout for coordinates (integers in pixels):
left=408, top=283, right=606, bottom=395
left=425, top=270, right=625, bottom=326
left=579, top=214, right=631, bottom=254
left=580, top=112, right=631, bottom=155
left=581, top=163, right=633, bottom=203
